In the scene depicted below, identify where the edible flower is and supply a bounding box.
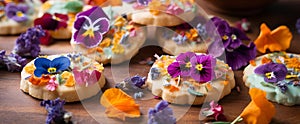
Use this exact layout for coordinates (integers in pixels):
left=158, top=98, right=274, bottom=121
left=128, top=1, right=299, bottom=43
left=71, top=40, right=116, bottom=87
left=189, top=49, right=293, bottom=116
left=100, top=88, right=140, bottom=120
left=72, top=68, right=101, bottom=86
left=46, top=76, right=58, bottom=91
left=254, top=62, right=287, bottom=83
left=185, top=28, right=198, bottom=41
left=148, top=0, right=163, bottom=15
left=0, top=50, right=27, bottom=72
left=201, top=101, right=227, bottom=121
left=13, top=26, right=45, bottom=58
left=235, top=18, right=251, bottom=32
left=87, top=0, right=122, bottom=6
left=34, top=56, right=70, bottom=77
left=29, top=75, right=51, bottom=86
left=73, top=6, right=110, bottom=48
left=137, top=0, right=151, bottom=5
left=124, top=75, right=146, bottom=89
left=34, top=13, right=69, bottom=31
left=5, top=3, right=28, bottom=22
left=40, top=98, right=72, bottom=124
left=239, top=88, right=275, bottom=124
left=190, top=54, right=216, bottom=83
left=148, top=100, right=176, bottom=124
left=167, top=52, right=196, bottom=78
left=166, top=4, right=184, bottom=15
left=296, top=18, right=300, bottom=34
left=254, top=23, right=292, bottom=53
left=61, top=71, right=75, bottom=87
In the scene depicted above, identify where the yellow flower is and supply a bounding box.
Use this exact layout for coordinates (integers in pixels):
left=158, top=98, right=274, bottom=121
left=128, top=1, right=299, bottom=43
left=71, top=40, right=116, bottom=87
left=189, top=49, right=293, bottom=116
left=185, top=28, right=198, bottom=41
left=148, top=0, right=164, bottom=15
left=24, top=64, right=35, bottom=75
left=94, top=63, right=104, bottom=72
left=240, top=88, right=275, bottom=124
left=254, top=23, right=292, bottom=53
left=100, top=88, right=140, bottom=120
left=112, top=44, right=125, bottom=54
left=61, top=71, right=75, bottom=87
left=100, top=38, right=112, bottom=48
left=113, top=31, right=126, bottom=44
left=114, top=16, right=127, bottom=28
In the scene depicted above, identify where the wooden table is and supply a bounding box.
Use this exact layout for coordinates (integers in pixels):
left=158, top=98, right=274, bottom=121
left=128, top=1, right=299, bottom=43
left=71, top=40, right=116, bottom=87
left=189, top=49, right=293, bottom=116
left=1, top=0, right=300, bottom=123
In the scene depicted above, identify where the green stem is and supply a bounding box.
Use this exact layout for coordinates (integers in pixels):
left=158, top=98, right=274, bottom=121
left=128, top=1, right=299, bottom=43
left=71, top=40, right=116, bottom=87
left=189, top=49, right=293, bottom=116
left=230, top=116, right=242, bottom=124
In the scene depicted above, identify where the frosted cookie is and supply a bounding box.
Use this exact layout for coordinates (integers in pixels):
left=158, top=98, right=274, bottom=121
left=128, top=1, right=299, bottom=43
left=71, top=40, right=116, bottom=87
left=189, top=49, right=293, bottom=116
left=71, top=6, right=146, bottom=64
left=0, top=0, right=41, bottom=35
left=129, top=0, right=196, bottom=26
left=243, top=52, right=300, bottom=106
left=20, top=53, right=106, bottom=102
left=146, top=52, right=235, bottom=105
left=34, top=0, right=83, bottom=39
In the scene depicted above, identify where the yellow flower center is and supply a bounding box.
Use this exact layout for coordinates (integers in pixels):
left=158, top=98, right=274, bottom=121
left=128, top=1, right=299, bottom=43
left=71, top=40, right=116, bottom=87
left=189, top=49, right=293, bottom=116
left=47, top=67, right=57, bottom=73
left=265, top=72, right=275, bottom=79
left=196, top=64, right=203, bottom=71
left=16, top=11, right=24, bottom=17
left=82, top=28, right=95, bottom=38
left=185, top=62, right=192, bottom=68
left=222, top=35, right=229, bottom=40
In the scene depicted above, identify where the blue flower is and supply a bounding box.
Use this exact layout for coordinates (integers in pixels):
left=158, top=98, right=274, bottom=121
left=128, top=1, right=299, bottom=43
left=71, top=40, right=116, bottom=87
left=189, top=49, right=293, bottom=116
left=34, top=56, right=70, bottom=77
left=148, top=100, right=176, bottom=124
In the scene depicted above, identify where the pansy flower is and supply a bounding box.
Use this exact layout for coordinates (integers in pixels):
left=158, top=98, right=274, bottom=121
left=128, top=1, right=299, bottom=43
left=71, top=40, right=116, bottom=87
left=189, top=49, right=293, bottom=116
left=254, top=62, right=288, bottom=83
left=254, top=23, right=292, bottom=53
left=34, top=56, right=70, bottom=77
left=72, top=68, right=101, bottom=86
left=5, top=3, right=28, bottom=22
left=73, top=6, right=110, bottom=48
left=190, top=54, right=216, bottom=83
left=34, top=13, right=69, bottom=31
left=167, top=52, right=196, bottom=78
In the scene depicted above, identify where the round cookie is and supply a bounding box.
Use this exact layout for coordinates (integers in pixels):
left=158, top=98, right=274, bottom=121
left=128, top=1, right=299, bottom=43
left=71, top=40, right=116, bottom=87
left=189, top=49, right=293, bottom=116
left=146, top=52, right=235, bottom=105
left=20, top=53, right=106, bottom=102
left=243, top=52, right=300, bottom=106
left=70, top=6, right=146, bottom=64
left=129, top=0, right=196, bottom=26
left=0, top=0, right=41, bottom=35
left=35, top=0, right=83, bottom=39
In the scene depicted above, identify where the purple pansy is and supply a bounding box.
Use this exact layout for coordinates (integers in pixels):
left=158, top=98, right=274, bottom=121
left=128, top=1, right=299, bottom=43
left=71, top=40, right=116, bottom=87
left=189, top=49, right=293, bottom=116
left=0, top=50, right=27, bottom=72
left=167, top=52, right=196, bottom=78
left=225, top=42, right=256, bottom=70
left=296, top=18, right=300, bottom=34
left=254, top=62, right=288, bottom=83
left=148, top=100, right=176, bottom=124
left=5, top=3, right=28, bottom=22
left=40, top=98, right=70, bottom=124
left=190, top=54, right=216, bottom=83
left=167, top=62, right=181, bottom=78
left=34, top=13, right=69, bottom=31
left=13, top=26, right=45, bottom=57
left=201, top=101, right=227, bottom=121
left=73, top=6, right=110, bottom=48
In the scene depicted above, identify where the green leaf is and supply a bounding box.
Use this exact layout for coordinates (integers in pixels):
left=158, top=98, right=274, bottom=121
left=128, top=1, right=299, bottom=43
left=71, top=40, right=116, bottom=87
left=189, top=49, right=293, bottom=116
left=64, top=1, right=83, bottom=13
left=188, top=88, right=204, bottom=96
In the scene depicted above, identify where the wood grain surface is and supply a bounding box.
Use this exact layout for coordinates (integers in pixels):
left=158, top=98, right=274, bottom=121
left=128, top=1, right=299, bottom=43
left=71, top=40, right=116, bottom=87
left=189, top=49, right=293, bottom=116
left=0, top=0, right=300, bottom=123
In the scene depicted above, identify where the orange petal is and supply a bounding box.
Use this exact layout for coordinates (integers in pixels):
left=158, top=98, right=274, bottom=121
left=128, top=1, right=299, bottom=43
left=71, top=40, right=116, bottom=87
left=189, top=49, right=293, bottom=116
left=271, top=25, right=292, bottom=51
left=240, top=88, right=275, bottom=124
left=89, top=0, right=122, bottom=6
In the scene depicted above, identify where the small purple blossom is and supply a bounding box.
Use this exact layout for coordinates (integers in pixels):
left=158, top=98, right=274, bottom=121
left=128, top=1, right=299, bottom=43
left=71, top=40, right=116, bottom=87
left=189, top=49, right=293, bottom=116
left=73, top=6, right=110, bottom=48
left=137, top=0, right=150, bottom=6
left=148, top=100, right=176, bottom=124
left=190, top=54, right=216, bottom=83
left=254, top=62, right=288, bottom=83
left=13, top=26, right=45, bottom=57
left=201, top=101, right=227, bottom=121
left=276, top=81, right=288, bottom=93
left=116, top=75, right=146, bottom=90
left=150, top=67, right=160, bottom=80
left=0, top=50, right=27, bottom=72
left=5, top=3, right=28, bottom=22
left=40, top=98, right=69, bottom=124
left=172, top=34, right=187, bottom=45
left=296, top=18, right=300, bottom=34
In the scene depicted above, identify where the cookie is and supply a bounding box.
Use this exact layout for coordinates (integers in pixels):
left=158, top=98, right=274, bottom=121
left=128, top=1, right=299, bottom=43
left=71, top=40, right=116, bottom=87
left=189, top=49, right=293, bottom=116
left=243, top=52, right=300, bottom=106
left=146, top=52, right=235, bottom=105
left=0, top=0, right=41, bottom=35
left=70, top=6, right=146, bottom=64
left=20, top=53, right=106, bottom=102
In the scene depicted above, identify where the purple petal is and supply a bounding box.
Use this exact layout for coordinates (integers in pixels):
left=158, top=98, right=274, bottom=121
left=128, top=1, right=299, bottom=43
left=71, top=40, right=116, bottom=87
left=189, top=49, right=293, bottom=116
left=167, top=62, right=181, bottom=78
left=155, top=100, right=169, bottom=111
left=94, top=18, right=110, bottom=34
left=176, top=52, right=196, bottom=62
left=74, top=30, right=103, bottom=48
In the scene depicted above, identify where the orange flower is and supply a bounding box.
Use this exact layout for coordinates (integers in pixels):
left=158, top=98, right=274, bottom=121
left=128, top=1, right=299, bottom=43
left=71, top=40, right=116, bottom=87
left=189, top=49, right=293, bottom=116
left=185, top=29, right=198, bottom=41
left=261, top=57, right=272, bottom=64
left=61, top=71, right=75, bottom=87
left=29, top=75, right=51, bottom=86
left=254, top=23, right=292, bottom=53
left=88, top=0, right=122, bottom=7
left=240, top=88, right=275, bottom=124
left=100, top=88, right=140, bottom=120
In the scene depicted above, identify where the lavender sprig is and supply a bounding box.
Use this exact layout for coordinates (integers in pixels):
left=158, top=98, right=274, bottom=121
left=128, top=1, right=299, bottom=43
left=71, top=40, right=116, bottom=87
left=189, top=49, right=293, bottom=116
left=0, top=50, right=27, bottom=72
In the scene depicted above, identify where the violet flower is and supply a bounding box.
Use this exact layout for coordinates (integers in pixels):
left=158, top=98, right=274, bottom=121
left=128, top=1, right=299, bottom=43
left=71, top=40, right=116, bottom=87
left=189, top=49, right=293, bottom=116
left=276, top=81, right=288, bottom=93
left=40, top=98, right=68, bottom=124
left=0, top=50, right=27, bottom=72
left=190, top=54, right=216, bottom=83
left=5, top=3, right=28, bottom=22
left=115, top=75, right=146, bottom=90
left=254, top=62, right=288, bottom=83
left=296, top=18, right=300, bottom=34
left=176, top=52, right=196, bottom=76
left=172, top=34, right=187, bottom=45
left=167, top=62, right=181, bottom=78
left=148, top=100, right=176, bottom=124
left=137, top=0, right=150, bottom=6
left=201, top=101, right=227, bottom=121
left=73, top=6, right=110, bottom=48
left=13, top=26, right=45, bottom=58
left=73, top=68, right=101, bottom=86
left=225, top=42, right=256, bottom=70
left=34, top=56, right=70, bottom=77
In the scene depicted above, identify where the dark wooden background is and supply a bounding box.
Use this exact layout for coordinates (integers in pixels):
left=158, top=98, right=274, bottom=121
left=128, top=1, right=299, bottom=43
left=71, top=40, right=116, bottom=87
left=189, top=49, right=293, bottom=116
left=1, top=0, right=300, bottom=123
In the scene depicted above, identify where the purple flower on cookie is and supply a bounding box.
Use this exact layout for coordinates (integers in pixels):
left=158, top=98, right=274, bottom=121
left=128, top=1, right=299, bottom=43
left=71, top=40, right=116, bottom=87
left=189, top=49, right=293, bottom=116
left=168, top=52, right=196, bottom=78
left=5, top=3, right=28, bottom=22
left=34, top=13, right=69, bottom=31
left=254, top=62, right=288, bottom=83
left=73, top=6, right=110, bottom=48
left=190, top=54, right=216, bottom=83
left=148, top=100, right=176, bottom=124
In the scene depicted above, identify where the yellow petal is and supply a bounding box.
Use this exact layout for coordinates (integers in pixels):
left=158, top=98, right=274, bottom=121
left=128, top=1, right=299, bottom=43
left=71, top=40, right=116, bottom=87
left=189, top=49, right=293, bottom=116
left=240, top=88, right=275, bottom=124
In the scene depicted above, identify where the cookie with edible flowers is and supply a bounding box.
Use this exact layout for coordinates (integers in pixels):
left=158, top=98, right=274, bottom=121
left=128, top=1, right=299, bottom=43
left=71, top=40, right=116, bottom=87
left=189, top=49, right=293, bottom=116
left=146, top=52, right=235, bottom=105
left=0, top=0, right=41, bottom=35
left=70, top=6, right=146, bottom=64
left=20, top=53, right=106, bottom=102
